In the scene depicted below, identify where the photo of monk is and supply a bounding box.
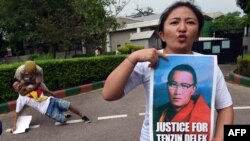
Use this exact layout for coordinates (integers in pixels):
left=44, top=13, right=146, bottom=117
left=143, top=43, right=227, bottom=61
left=150, top=55, right=217, bottom=141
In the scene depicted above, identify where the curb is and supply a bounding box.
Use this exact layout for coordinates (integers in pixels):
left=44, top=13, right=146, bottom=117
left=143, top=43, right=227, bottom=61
left=0, top=81, right=105, bottom=115
left=228, top=71, right=250, bottom=87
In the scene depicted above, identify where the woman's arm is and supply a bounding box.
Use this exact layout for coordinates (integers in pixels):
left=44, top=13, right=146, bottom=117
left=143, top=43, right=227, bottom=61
left=102, top=56, right=135, bottom=101
left=102, top=48, right=166, bottom=101
left=213, top=105, right=234, bottom=141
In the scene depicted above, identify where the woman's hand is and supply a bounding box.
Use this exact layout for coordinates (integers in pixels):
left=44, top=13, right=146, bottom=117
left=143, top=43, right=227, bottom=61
left=128, top=48, right=167, bottom=68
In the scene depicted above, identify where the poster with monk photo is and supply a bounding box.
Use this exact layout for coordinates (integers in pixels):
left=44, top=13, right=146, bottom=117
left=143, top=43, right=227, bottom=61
left=149, top=55, right=217, bottom=141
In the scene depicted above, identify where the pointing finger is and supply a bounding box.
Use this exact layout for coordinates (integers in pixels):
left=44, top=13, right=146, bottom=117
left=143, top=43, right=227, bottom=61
left=157, top=51, right=168, bottom=60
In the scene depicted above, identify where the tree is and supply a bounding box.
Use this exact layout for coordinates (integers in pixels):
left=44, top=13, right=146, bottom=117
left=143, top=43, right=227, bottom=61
left=0, top=0, right=122, bottom=58
left=237, top=0, right=250, bottom=14
left=236, top=0, right=250, bottom=36
left=129, top=6, right=155, bottom=18
left=106, top=0, right=131, bottom=16
left=0, top=0, right=40, bottom=57
left=211, top=12, right=245, bottom=38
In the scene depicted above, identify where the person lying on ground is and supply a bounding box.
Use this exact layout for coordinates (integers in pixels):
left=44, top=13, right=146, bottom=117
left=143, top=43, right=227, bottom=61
left=10, top=78, right=91, bottom=132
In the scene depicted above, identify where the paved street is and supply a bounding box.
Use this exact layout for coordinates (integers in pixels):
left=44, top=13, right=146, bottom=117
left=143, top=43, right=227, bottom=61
left=1, top=79, right=250, bottom=141
left=228, top=83, right=250, bottom=124
left=0, top=87, right=145, bottom=141
left=219, top=64, right=237, bottom=76
left=0, top=64, right=249, bottom=141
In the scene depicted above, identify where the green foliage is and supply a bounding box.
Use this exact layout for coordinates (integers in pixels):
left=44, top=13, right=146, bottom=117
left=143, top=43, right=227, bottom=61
left=28, top=53, right=53, bottom=60
left=237, top=0, right=250, bottom=14
left=0, top=55, right=126, bottom=103
left=0, top=0, right=121, bottom=57
left=117, top=46, right=130, bottom=54
left=211, top=12, right=245, bottom=37
left=201, top=21, right=213, bottom=37
left=117, top=42, right=144, bottom=54
left=236, top=53, right=250, bottom=77
left=72, top=53, right=95, bottom=58
left=102, top=51, right=116, bottom=55
left=0, top=62, right=23, bottom=103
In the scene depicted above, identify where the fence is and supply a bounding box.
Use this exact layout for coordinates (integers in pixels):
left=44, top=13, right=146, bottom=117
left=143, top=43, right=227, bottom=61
left=192, top=38, right=242, bottom=64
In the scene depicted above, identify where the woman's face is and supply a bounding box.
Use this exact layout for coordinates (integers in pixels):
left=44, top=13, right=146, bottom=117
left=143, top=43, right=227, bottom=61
left=160, top=6, right=200, bottom=54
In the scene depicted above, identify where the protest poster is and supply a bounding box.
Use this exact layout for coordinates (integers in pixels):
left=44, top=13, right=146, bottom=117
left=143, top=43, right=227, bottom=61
left=13, top=115, right=32, bottom=134
left=150, top=55, right=217, bottom=141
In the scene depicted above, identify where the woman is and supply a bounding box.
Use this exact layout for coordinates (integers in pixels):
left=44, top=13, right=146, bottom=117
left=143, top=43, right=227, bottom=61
left=102, top=1, right=233, bottom=141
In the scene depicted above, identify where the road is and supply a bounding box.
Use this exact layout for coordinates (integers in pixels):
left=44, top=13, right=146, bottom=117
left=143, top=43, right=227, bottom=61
left=1, top=82, right=250, bottom=141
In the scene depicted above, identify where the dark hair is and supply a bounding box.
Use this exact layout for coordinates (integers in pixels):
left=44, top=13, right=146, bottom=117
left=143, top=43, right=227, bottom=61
left=168, top=64, right=197, bottom=86
left=10, top=78, right=19, bottom=89
left=158, top=1, right=204, bottom=48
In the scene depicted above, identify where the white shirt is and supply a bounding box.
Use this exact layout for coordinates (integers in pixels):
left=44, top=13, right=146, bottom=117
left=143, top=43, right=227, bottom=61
left=124, top=51, right=233, bottom=141
left=16, top=93, right=51, bottom=115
